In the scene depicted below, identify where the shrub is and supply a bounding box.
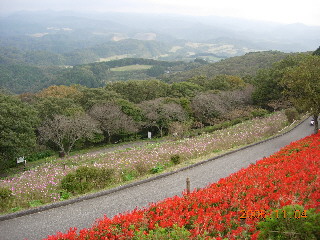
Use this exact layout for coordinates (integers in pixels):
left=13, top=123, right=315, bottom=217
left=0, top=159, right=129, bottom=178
left=60, top=166, right=114, bottom=194
left=0, top=187, right=12, bottom=200
left=201, top=118, right=244, bottom=134
left=258, top=205, right=320, bottom=240
left=0, top=187, right=13, bottom=211
left=170, top=154, right=181, bottom=165
left=28, top=200, right=43, bottom=208
left=121, top=169, right=138, bottom=181
left=251, top=108, right=269, bottom=118
left=285, top=108, right=299, bottom=123
left=150, top=164, right=164, bottom=174
left=59, top=190, right=72, bottom=200
left=134, top=162, right=150, bottom=176
left=133, top=224, right=191, bottom=240
left=26, top=150, right=55, bottom=162
left=168, top=122, right=191, bottom=139
left=230, top=118, right=243, bottom=125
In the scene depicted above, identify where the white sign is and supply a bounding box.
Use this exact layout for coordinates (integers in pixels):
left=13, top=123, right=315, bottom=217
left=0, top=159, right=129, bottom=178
left=17, top=156, right=25, bottom=164
left=148, top=131, right=152, bottom=139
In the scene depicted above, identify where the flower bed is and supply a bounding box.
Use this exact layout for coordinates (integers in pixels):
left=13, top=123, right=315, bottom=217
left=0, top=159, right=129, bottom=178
left=44, top=132, right=320, bottom=239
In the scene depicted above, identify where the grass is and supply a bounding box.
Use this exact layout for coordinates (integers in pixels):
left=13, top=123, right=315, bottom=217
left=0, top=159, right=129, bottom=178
left=0, top=111, right=300, bottom=215
left=98, top=55, right=132, bottom=62
left=110, top=65, right=152, bottom=72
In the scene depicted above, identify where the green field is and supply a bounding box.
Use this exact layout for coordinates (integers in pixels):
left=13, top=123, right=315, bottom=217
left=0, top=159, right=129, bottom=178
left=110, top=65, right=152, bottom=72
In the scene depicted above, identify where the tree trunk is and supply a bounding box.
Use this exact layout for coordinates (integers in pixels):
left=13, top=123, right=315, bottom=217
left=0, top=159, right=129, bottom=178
left=107, top=130, right=111, bottom=144
left=314, top=114, right=319, bottom=135
left=59, top=151, right=66, bottom=158
left=155, top=125, right=163, bottom=137
left=58, top=143, right=66, bottom=158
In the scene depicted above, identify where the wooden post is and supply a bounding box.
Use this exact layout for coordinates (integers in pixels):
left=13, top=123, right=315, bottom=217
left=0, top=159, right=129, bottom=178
left=186, top=177, right=190, bottom=194
left=240, top=218, right=245, bottom=226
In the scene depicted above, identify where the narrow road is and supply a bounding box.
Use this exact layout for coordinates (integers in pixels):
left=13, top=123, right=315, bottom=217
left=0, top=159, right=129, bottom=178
left=0, top=118, right=314, bottom=240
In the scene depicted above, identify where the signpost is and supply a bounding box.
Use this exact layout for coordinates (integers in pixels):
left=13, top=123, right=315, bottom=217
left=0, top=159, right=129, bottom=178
left=148, top=131, right=152, bottom=139
left=17, top=156, right=26, bottom=170
left=17, top=156, right=25, bottom=164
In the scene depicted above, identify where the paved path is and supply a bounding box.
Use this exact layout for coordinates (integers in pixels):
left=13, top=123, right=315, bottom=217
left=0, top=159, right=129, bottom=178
left=0, top=118, right=314, bottom=240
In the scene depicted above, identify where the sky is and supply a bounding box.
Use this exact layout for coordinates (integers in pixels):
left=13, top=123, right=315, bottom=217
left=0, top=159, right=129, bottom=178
left=1, top=0, right=320, bottom=26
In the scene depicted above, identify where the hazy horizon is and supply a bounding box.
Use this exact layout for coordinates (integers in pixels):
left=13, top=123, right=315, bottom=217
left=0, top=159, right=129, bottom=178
left=1, top=0, right=320, bottom=27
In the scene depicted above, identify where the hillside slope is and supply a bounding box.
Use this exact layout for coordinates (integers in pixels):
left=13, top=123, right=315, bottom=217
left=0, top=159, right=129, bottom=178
left=163, top=51, right=290, bottom=82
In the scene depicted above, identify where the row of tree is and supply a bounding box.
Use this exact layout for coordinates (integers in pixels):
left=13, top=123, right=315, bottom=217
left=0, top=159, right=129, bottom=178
left=0, top=75, right=253, bottom=170
left=1, top=49, right=319, bottom=171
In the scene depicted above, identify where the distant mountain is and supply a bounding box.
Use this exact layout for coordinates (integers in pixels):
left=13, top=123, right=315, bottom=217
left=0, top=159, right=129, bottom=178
left=0, top=11, right=319, bottom=64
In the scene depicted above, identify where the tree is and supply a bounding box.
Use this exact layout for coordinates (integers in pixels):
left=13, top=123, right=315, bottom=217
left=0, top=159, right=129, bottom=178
left=139, top=98, right=187, bottom=137
left=252, top=54, right=306, bottom=110
left=106, top=79, right=169, bottom=103
left=88, top=103, right=139, bottom=143
left=146, top=65, right=166, bottom=77
left=34, top=96, right=84, bottom=120
left=36, top=85, right=83, bottom=99
left=168, top=82, right=203, bottom=98
left=191, top=92, right=227, bottom=125
left=77, top=87, right=121, bottom=110
left=191, top=87, right=253, bottom=125
left=313, top=46, right=320, bottom=56
left=205, top=75, right=246, bottom=91
left=38, top=114, right=100, bottom=155
left=0, top=94, right=39, bottom=169
left=281, top=55, right=320, bottom=134
left=56, top=66, right=102, bottom=88
left=115, top=98, right=143, bottom=122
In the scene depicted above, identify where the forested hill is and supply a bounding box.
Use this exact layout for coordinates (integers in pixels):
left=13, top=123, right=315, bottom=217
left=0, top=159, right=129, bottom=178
left=162, top=51, right=290, bottom=82
left=0, top=40, right=170, bottom=66
left=0, top=51, right=292, bottom=94
left=0, top=57, right=205, bottom=94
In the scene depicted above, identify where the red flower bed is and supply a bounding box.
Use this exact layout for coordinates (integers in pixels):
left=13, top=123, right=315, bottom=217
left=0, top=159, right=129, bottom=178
left=44, top=133, right=320, bottom=240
